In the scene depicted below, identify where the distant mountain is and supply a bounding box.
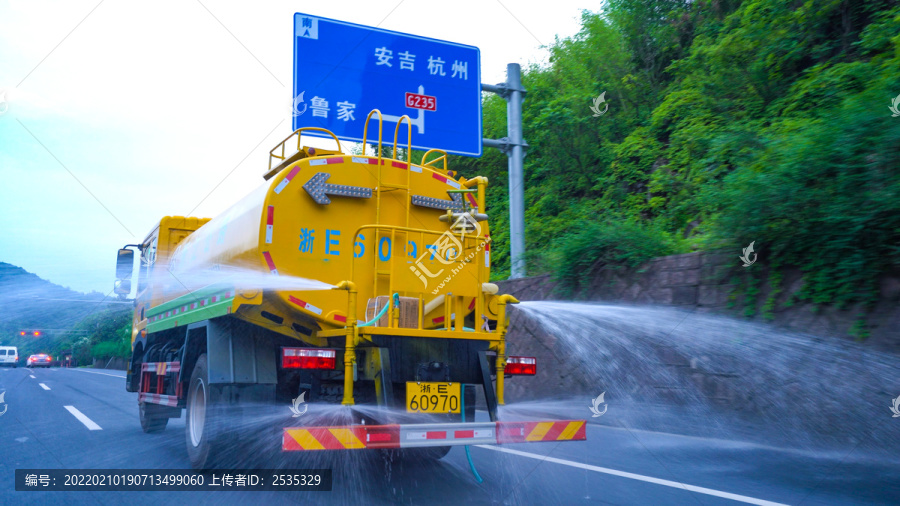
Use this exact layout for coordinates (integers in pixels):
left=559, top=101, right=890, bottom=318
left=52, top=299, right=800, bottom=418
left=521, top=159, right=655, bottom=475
left=0, top=262, right=128, bottom=351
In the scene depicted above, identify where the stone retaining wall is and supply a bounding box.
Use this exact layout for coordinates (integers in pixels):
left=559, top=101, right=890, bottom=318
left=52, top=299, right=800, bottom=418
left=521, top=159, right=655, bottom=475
left=497, top=251, right=900, bottom=351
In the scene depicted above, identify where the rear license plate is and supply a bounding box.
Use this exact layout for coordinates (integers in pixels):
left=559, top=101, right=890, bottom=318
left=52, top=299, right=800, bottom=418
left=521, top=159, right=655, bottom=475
left=406, top=382, right=461, bottom=413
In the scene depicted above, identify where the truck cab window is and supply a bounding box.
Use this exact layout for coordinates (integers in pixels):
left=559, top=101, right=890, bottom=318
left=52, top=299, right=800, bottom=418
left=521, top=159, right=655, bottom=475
left=137, top=237, right=158, bottom=296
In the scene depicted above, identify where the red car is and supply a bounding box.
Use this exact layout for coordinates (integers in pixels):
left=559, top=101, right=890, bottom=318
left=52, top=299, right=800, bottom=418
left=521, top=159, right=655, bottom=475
left=26, top=354, right=52, bottom=368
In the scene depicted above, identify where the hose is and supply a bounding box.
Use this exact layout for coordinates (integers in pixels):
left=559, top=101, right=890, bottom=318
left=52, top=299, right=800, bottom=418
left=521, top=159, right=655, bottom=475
left=461, top=386, right=483, bottom=484
left=357, top=293, right=399, bottom=327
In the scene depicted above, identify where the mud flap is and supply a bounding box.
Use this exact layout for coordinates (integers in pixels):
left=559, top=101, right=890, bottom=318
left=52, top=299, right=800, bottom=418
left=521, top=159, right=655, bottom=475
left=478, top=351, right=498, bottom=422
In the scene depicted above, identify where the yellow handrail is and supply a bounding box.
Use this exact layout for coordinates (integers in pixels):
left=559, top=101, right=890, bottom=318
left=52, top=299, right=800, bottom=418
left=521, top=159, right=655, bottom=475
left=361, top=109, right=384, bottom=162
left=392, top=115, right=413, bottom=168
left=392, top=115, right=413, bottom=233
left=268, top=127, right=342, bottom=172
left=350, top=223, right=489, bottom=329
left=421, top=149, right=448, bottom=172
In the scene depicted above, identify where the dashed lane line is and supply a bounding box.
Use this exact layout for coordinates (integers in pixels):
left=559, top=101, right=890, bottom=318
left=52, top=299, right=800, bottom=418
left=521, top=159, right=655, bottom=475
left=38, top=383, right=50, bottom=390
left=63, top=406, right=102, bottom=431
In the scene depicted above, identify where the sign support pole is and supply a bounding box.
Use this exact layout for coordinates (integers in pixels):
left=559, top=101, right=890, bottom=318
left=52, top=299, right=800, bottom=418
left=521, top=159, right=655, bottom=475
left=483, top=63, right=527, bottom=279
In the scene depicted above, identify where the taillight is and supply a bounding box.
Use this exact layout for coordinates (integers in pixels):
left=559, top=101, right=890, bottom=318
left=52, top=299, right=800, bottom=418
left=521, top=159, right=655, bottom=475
left=504, top=356, right=536, bottom=375
left=282, top=348, right=336, bottom=370
left=47, top=356, right=52, bottom=362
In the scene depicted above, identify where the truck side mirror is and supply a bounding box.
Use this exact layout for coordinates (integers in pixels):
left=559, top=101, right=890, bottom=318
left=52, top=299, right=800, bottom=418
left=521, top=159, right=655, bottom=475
left=115, top=248, right=134, bottom=295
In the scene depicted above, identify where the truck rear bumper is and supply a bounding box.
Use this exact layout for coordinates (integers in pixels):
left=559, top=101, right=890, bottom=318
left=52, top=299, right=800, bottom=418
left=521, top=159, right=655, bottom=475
left=283, top=420, right=586, bottom=451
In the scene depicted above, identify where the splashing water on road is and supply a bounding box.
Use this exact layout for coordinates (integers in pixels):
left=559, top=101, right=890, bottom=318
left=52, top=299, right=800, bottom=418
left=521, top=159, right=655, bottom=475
left=508, top=301, right=899, bottom=451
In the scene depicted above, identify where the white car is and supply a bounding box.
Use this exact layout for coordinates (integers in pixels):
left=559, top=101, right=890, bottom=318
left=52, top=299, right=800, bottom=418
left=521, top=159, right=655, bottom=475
left=0, top=346, right=19, bottom=367
left=26, top=354, right=52, bottom=368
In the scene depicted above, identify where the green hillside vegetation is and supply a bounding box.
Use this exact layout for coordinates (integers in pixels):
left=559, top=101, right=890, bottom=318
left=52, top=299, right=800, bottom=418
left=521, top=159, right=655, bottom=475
left=0, top=262, right=132, bottom=363
left=61, top=307, right=133, bottom=365
left=447, top=0, right=900, bottom=310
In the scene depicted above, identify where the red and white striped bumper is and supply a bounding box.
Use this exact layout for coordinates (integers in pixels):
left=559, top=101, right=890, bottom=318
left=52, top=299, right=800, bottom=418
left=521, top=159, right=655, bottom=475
left=138, top=392, right=179, bottom=407
left=282, top=420, right=586, bottom=451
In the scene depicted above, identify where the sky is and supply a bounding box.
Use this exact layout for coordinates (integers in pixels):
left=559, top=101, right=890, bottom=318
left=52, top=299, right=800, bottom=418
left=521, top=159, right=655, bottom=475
left=0, top=0, right=597, bottom=294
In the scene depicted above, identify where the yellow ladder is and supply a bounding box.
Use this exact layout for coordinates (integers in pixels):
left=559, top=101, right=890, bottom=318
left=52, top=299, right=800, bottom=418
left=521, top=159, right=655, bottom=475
left=362, top=112, right=414, bottom=327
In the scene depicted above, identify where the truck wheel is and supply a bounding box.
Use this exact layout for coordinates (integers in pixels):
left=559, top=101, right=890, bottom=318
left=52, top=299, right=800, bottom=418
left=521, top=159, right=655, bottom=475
left=185, top=354, right=226, bottom=469
left=139, top=402, right=168, bottom=433
left=407, top=445, right=452, bottom=460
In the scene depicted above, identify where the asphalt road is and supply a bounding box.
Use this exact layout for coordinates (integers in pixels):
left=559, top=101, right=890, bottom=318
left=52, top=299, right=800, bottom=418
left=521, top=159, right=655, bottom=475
left=1, top=366, right=898, bottom=505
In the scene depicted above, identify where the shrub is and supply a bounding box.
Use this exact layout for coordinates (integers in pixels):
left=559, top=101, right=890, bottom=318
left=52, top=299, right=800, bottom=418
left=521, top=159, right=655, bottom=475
left=555, top=219, right=678, bottom=294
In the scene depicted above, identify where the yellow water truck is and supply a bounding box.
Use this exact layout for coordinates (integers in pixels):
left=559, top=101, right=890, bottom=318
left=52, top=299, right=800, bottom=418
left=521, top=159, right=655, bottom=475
left=115, top=112, right=585, bottom=469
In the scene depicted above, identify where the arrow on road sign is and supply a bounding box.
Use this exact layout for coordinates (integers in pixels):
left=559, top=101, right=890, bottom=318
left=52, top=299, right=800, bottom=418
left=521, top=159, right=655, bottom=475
left=303, top=173, right=373, bottom=205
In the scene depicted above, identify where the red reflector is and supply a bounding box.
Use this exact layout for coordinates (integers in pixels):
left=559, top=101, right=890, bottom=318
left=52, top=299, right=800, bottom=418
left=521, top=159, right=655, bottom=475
left=365, top=426, right=400, bottom=448
left=282, top=348, right=336, bottom=369
left=504, top=356, right=536, bottom=375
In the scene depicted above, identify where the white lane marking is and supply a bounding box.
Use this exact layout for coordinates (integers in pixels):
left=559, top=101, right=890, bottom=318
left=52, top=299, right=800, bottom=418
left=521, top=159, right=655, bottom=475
left=474, top=445, right=789, bottom=506
left=29, top=375, right=36, bottom=379
left=70, top=369, right=126, bottom=378
left=38, top=383, right=50, bottom=390
left=64, top=406, right=102, bottom=431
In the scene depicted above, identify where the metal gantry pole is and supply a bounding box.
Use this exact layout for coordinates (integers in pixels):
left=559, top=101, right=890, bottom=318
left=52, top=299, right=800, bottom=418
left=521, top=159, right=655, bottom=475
left=482, top=63, right=527, bottom=279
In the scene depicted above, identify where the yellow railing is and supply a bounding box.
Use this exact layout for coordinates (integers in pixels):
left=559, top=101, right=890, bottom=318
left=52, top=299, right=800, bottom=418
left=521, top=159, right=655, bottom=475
left=361, top=109, right=385, bottom=161
left=349, top=223, right=489, bottom=332
left=267, top=127, right=342, bottom=173
left=422, top=149, right=447, bottom=172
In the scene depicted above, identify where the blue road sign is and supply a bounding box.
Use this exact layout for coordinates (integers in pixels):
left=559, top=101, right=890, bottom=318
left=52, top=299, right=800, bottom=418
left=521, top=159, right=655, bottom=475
left=292, top=13, right=482, bottom=157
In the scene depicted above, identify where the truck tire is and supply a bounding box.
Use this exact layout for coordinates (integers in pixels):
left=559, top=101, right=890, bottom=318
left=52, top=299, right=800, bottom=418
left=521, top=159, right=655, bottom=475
left=139, top=402, right=168, bottom=433
left=185, top=354, right=227, bottom=469
left=406, top=445, right=452, bottom=460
